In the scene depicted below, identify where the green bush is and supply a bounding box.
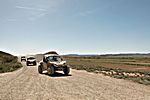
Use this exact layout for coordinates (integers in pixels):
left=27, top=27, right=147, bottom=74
left=0, top=62, right=22, bottom=73
left=0, top=54, right=22, bottom=73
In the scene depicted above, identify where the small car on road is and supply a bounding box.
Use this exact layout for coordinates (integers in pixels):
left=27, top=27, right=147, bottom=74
left=26, top=56, right=37, bottom=66
left=21, top=56, right=26, bottom=62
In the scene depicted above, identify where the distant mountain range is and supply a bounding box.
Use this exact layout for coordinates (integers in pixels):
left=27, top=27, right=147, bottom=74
left=64, top=53, right=150, bottom=57
left=35, top=51, right=150, bottom=58
left=65, top=54, right=98, bottom=56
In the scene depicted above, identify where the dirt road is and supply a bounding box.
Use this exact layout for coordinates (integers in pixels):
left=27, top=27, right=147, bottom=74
left=0, top=62, right=150, bottom=100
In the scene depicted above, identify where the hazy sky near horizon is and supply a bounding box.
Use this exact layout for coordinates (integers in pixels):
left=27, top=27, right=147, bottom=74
left=0, top=0, right=150, bottom=55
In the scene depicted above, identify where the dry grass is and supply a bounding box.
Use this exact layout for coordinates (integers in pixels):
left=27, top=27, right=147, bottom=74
left=64, top=56, right=150, bottom=85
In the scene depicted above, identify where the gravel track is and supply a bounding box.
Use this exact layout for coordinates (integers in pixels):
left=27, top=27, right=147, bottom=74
left=0, top=62, right=150, bottom=100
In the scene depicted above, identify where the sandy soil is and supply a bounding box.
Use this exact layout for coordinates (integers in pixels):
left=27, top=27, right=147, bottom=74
left=0, top=62, right=150, bottom=100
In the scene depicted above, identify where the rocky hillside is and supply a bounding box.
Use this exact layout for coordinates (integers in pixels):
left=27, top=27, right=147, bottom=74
left=0, top=51, right=22, bottom=73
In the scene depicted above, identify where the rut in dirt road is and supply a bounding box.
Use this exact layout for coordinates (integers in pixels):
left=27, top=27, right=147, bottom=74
left=0, top=62, right=150, bottom=100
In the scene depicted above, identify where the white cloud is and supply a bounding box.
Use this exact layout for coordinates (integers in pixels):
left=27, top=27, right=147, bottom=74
left=79, top=11, right=94, bottom=16
left=7, top=18, right=17, bottom=22
left=28, top=13, right=48, bottom=21
left=15, top=6, right=47, bottom=11
left=14, top=0, right=65, bottom=21
left=78, top=9, right=98, bottom=17
left=79, top=12, right=87, bottom=16
left=15, top=5, right=48, bottom=21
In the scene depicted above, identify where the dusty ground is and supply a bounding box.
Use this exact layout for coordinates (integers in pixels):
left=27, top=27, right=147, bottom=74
left=0, top=62, right=150, bottom=100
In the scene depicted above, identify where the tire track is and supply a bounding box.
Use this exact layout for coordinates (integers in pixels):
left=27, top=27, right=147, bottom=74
left=0, top=63, right=28, bottom=87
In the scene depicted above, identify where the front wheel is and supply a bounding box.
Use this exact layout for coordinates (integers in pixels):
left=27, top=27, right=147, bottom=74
left=38, top=65, right=42, bottom=74
left=34, top=62, right=37, bottom=66
left=63, top=66, right=70, bottom=75
left=26, top=62, right=29, bottom=66
left=47, top=66, right=55, bottom=75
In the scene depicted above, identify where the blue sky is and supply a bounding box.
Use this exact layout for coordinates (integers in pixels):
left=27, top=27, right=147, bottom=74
left=0, top=0, right=150, bottom=55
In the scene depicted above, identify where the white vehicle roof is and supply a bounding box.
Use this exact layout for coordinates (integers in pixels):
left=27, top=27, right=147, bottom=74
left=27, top=56, right=35, bottom=58
left=44, top=54, right=59, bottom=58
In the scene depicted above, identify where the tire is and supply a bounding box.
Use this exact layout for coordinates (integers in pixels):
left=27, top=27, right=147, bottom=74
left=26, top=62, right=29, bottom=66
left=38, top=65, right=42, bottom=74
left=34, top=62, right=37, bottom=66
left=47, top=66, right=55, bottom=75
left=63, top=66, right=70, bottom=75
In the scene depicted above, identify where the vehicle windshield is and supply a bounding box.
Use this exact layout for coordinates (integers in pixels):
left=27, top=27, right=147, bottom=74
left=46, top=56, right=62, bottom=62
left=27, top=57, right=35, bottom=60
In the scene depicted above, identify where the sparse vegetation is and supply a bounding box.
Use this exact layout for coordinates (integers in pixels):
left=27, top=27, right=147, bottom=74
left=64, top=56, right=150, bottom=85
left=0, top=51, right=22, bottom=73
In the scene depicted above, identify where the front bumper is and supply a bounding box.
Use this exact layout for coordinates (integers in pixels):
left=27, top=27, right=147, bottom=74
left=27, top=61, right=36, bottom=65
left=53, top=65, right=67, bottom=70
